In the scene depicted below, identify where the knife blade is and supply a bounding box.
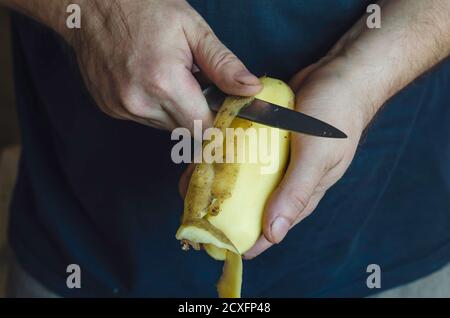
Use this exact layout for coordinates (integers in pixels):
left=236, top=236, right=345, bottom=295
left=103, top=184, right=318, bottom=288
left=203, top=86, right=347, bottom=139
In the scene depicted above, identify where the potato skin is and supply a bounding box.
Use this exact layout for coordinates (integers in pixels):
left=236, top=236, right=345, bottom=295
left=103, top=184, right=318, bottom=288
left=176, top=77, right=295, bottom=298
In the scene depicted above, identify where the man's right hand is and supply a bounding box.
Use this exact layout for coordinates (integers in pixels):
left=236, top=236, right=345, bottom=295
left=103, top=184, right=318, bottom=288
left=28, top=0, right=259, bottom=131
left=70, top=0, right=262, bottom=131
left=60, top=0, right=261, bottom=131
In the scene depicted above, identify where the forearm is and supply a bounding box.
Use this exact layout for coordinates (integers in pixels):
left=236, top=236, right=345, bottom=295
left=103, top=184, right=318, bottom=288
left=0, top=0, right=74, bottom=36
left=0, top=0, right=167, bottom=53
left=328, top=0, right=450, bottom=125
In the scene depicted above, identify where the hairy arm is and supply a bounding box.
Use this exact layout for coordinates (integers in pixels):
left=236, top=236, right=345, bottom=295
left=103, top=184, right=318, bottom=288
left=0, top=0, right=262, bottom=131
left=0, top=0, right=72, bottom=37
left=328, top=0, right=450, bottom=125
left=246, top=0, right=450, bottom=258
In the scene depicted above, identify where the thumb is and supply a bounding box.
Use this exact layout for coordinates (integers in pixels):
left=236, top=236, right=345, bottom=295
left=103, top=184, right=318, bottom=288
left=263, top=149, right=325, bottom=244
left=185, top=21, right=262, bottom=96
left=289, top=62, right=321, bottom=92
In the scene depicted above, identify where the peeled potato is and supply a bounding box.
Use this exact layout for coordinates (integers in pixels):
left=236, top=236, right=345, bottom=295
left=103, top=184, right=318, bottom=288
left=176, top=77, right=294, bottom=298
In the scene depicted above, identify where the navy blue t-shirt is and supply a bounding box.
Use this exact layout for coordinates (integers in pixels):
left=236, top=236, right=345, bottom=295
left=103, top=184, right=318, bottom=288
left=9, top=0, right=450, bottom=297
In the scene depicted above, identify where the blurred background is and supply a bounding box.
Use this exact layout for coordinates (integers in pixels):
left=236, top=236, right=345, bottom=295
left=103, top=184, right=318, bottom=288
left=0, top=8, right=20, bottom=297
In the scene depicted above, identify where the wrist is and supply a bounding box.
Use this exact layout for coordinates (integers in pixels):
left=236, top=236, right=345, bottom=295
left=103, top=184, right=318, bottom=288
left=323, top=56, right=389, bottom=130
left=54, top=0, right=88, bottom=49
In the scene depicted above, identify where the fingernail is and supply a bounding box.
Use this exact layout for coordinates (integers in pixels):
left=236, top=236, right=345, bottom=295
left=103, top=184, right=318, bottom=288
left=234, top=70, right=260, bottom=86
left=270, top=217, right=290, bottom=243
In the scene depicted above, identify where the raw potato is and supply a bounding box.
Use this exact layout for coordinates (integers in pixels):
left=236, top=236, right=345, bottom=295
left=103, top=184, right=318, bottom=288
left=217, top=251, right=242, bottom=298
left=176, top=77, right=295, bottom=298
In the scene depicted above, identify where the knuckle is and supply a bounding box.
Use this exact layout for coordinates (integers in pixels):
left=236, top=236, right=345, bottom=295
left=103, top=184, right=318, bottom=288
left=100, top=106, right=121, bottom=120
left=145, top=67, right=173, bottom=98
left=191, top=19, right=215, bottom=46
left=93, top=94, right=126, bottom=120
left=194, top=27, right=238, bottom=73
left=119, top=86, right=153, bottom=118
left=184, top=105, right=204, bottom=121
left=211, top=50, right=237, bottom=73
left=314, top=184, right=328, bottom=195
left=286, top=187, right=310, bottom=216
left=119, top=86, right=139, bottom=112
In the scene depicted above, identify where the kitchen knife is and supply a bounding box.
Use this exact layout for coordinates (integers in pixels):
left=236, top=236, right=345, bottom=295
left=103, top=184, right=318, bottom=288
left=203, top=86, right=347, bottom=139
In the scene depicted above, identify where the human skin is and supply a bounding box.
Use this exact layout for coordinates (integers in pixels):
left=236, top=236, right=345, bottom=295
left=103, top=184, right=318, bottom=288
left=179, top=0, right=450, bottom=258
left=243, top=0, right=450, bottom=258
left=2, top=0, right=450, bottom=259
left=0, top=0, right=262, bottom=132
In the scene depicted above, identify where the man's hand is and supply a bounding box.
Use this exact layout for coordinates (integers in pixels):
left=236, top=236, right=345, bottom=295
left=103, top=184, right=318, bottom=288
left=1, top=0, right=262, bottom=131
left=244, top=0, right=450, bottom=258
left=177, top=0, right=450, bottom=259
left=71, top=0, right=262, bottom=131
left=243, top=59, right=366, bottom=258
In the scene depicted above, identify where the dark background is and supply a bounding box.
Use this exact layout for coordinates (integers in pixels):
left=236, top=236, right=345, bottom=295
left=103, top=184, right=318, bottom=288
left=0, top=7, right=19, bottom=297
left=0, top=8, right=18, bottom=149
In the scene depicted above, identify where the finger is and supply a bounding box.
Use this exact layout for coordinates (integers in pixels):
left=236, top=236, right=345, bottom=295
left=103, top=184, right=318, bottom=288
left=288, top=62, right=321, bottom=92
left=143, top=64, right=214, bottom=132
left=185, top=20, right=262, bottom=96
left=262, top=139, right=327, bottom=244
left=242, top=235, right=273, bottom=260
left=83, top=75, right=130, bottom=121
left=121, top=107, right=179, bottom=130
left=116, top=79, right=182, bottom=130
left=179, top=164, right=195, bottom=198
left=243, top=190, right=326, bottom=259
left=134, top=107, right=179, bottom=131
left=292, top=190, right=326, bottom=227
left=243, top=190, right=326, bottom=260
left=168, top=68, right=215, bottom=131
